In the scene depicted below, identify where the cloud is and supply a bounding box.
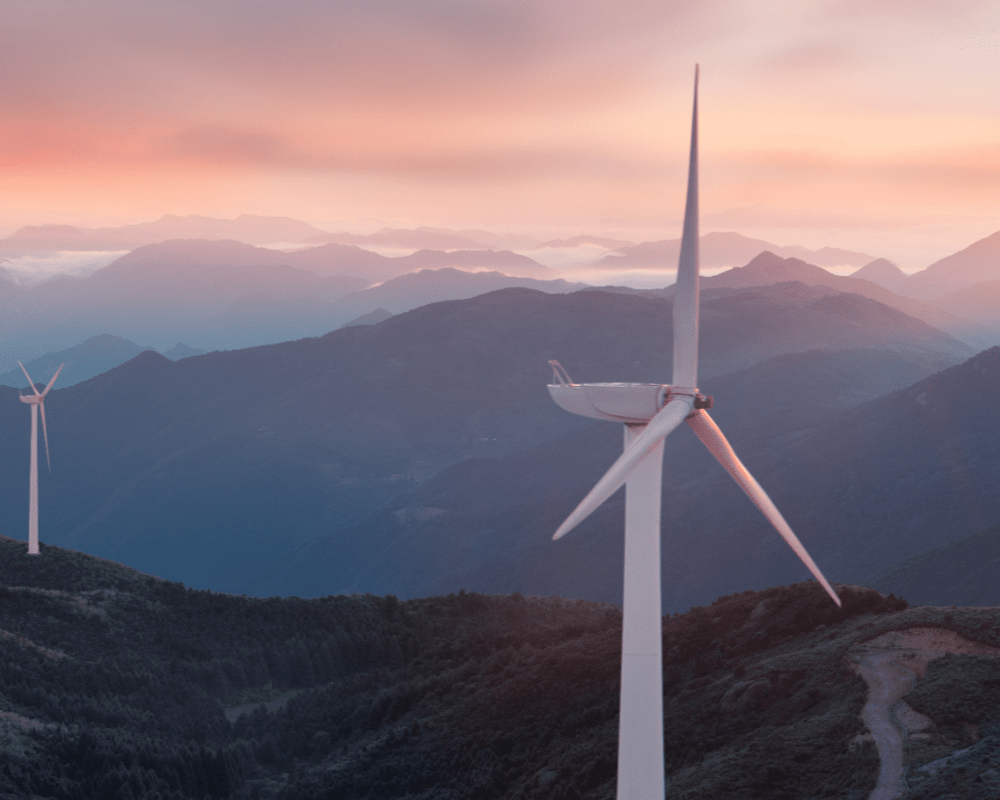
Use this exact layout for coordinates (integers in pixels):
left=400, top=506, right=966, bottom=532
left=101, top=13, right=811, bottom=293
left=0, top=0, right=731, bottom=121
left=820, top=0, right=995, bottom=22
left=146, top=122, right=665, bottom=183
left=757, top=40, right=859, bottom=74
left=703, top=206, right=941, bottom=232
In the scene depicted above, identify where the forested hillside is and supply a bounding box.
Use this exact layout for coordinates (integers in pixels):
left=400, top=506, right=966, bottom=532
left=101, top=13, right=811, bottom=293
left=0, top=539, right=905, bottom=800
left=3, top=537, right=999, bottom=799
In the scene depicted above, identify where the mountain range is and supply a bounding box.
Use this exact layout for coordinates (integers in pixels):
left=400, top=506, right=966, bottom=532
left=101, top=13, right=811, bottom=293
left=871, top=522, right=1000, bottom=606
left=650, top=251, right=995, bottom=349
left=303, top=226, right=540, bottom=251
left=0, top=240, right=561, bottom=353
left=9, top=233, right=998, bottom=363
left=594, top=231, right=879, bottom=270
left=850, top=258, right=909, bottom=293
left=0, top=216, right=546, bottom=255
left=903, top=231, right=1000, bottom=300
left=5, top=211, right=999, bottom=293
left=0, top=214, right=330, bottom=254
left=338, top=337, right=1000, bottom=614
left=0, top=284, right=975, bottom=607
left=0, top=334, right=205, bottom=389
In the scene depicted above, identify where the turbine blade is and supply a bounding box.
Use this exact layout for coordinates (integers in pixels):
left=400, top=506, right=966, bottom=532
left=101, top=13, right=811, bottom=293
left=41, top=362, right=64, bottom=396
left=18, top=361, right=41, bottom=396
left=672, top=64, right=700, bottom=390
left=686, top=409, right=841, bottom=606
left=553, top=396, right=694, bottom=540
left=40, top=402, right=51, bottom=472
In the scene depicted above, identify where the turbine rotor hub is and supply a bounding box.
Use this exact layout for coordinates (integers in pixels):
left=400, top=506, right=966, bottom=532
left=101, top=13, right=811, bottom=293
left=661, top=386, right=713, bottom=410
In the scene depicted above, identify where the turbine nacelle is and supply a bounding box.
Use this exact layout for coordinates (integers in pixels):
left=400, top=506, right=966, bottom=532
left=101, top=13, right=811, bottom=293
left=547, top=361, right=711, bottom=424
left=19, top=394, right=44, bottom=405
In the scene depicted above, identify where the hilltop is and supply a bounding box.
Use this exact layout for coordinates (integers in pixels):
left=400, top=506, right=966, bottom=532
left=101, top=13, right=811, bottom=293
left=4, top=537, right=1000, bottom=798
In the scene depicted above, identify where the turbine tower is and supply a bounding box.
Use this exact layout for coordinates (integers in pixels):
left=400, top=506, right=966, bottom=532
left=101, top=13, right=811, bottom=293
left=18, top=361, right=64, bottom=556
left=548, top=66, right=840, bottom=800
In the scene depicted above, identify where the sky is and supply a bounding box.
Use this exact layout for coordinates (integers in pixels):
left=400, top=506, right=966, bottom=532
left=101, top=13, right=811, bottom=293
left=0, top=0, right=997, bottom=269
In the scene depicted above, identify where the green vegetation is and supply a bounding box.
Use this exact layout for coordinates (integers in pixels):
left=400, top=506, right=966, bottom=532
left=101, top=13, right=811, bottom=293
left=902, top=652, right=1000, bottom=799
left=0, top=536, right=921, bottom=798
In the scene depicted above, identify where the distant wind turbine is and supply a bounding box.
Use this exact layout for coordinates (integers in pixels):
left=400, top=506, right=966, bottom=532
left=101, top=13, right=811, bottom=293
left=548, top=66, right=841, bottom=800
left=18, top=361, right=64, bottom=556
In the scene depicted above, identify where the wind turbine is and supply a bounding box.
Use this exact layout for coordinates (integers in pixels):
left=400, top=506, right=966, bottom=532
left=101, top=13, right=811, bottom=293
left=548, top=66, right=841, bottom=800
left=18, top=361, right=64, bottom=556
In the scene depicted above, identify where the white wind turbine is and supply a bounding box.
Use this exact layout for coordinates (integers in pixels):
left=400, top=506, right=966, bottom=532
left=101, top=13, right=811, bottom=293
left=548, top=66, right=841, bottom=800
left=18, top=361, right=64, bottom=556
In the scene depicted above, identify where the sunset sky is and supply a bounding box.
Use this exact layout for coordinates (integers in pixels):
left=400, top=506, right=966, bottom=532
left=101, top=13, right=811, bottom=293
left=0, top=0, right=997, bottom=268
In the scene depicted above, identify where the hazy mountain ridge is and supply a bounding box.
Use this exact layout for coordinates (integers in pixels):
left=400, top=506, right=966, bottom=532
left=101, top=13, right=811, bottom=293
left=0, top=217, right=543, bottom=255
left=4, top=213, right=999, bottom=307
left=537, top=235, right=636, bottom=249
left=933, top=279, right=1000, bottom=329
left=595, top=232, right=879, bottom=270
left=0, top=214, right=330, bottom=253
left=851, top=258, right=908, bottom=293
left=267, top=340, right=965, bottom=606
left=0, top=334, right=207, bottom=388
left=0, top=334, right=156, bottom=388
left=0, top=286, right=967, bottom=600
left=323, top=268, right=588, bottom=323
left=654, top=345, right=1000, bottom=608
left=871, top=522, right=1000, bottom=607
left=0, top=240, right=561, bottom=352
left=696, top=252, right=971, bottom=332
left=304, top=228, right=499, bottom=250
left=904, top=231, right=1000, bottom=300
left=338, top=309, right=393, bottom=329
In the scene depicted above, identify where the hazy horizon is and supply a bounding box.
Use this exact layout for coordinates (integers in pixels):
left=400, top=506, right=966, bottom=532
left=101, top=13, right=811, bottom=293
left=0, top=220, right=917, bottom=290
left=1, top=2, right=996, bottom=270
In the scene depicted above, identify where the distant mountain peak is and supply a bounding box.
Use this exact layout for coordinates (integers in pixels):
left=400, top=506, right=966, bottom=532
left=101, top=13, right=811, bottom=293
left=81, top=333, right=140, bottom=345
left=851, top=259, right=908, bottom=292
left=905, top=229, right=1000, bottom=299
left=593, top=234, right=879, bottom=270
left=338, top=309, right=393, bottom=329
left=742, top=250, right=786, bottom=270
left=127, top=349, right=172, bottom=368
left=9, top=224, right=87, bottom=238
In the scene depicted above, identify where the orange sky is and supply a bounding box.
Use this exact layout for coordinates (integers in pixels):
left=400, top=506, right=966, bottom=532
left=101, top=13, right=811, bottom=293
left=0, top=0, right=997, bottom=268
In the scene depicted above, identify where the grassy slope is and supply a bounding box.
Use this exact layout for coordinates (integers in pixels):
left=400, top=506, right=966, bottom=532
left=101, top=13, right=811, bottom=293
left=0, top=536, right=997, bottom=799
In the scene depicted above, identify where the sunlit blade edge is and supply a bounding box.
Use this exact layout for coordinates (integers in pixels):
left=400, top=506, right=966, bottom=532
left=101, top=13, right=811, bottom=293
left=553, top=396, right=694, bottom=540
left=672, top=65, right=700, bottom=389
left=686, top=409, right=841, bottom=606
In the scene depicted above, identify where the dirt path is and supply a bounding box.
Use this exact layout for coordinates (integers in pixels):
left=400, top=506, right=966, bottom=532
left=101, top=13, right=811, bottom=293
left=852, top=627, right=1000, bottom=800
left=853, top=650, right=916, bottom=800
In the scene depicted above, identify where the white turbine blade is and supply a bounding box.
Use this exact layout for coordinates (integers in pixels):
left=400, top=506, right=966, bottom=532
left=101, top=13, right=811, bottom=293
left=41, top=362, right=64, bottom=396
left=686, top=409, right=841, bottom=606
left=672, top=64, right=700, bottom=390
left=40, top=401, right=51, bottom=472
left=553, top=396, right=694, bottom=540
left=18, top=361, right=41, bottom=396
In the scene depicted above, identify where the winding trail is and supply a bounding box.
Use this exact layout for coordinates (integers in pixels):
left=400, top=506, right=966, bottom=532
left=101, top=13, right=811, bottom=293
left=852, top=627, right=1000, bottom=800
left=853, top=651, right=916, bottom=800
